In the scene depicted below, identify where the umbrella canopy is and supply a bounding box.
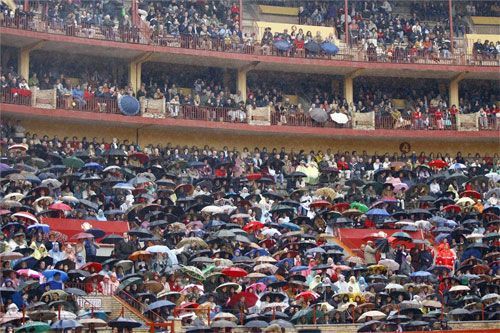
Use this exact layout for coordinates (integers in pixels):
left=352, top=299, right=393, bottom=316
left=15, top=321, right=51, bottom=333
left=330, top=112, right=349, bottom=124
left=51, top=320, right=82, bottom=330
left=108, top=317, right=142, bottom=329
left=309, top=108, right=329, bottom=123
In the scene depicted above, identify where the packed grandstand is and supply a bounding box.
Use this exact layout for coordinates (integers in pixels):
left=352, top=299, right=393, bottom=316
left=0, top=0, right=499, bottom=333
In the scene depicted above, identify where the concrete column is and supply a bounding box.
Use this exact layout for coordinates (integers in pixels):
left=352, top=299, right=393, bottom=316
left=17, top=42, right=44, bottom=81
left=343, top=76, right=353, bottom=105
left=237, top=68, right=247, bottom=102
left=17, top=49, right=30, bottom=81
left=223, top=68, right=231, bottom=91
left=449, top=73, right=465, bottom=108
left=128, top=53, right=152, bottom=95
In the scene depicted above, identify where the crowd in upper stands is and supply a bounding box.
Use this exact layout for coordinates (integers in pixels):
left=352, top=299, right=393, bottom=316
left=2, top=0, right=499, bottom=64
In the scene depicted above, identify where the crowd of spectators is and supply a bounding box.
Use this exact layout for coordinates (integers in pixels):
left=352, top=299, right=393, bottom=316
left=0, top=119, right=499, bottom=330
left=1, top=59, right=498, bottom=130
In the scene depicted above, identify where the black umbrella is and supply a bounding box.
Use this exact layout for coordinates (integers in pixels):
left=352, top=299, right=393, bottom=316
left=305, top=41, right=321, bottom=53
left=108, top=317, right=143, bottom=329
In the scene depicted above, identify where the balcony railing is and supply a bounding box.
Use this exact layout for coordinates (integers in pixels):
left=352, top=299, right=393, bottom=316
left=1, top=14, right=499, bottom=67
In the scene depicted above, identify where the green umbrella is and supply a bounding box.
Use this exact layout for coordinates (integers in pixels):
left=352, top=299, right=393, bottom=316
left=15, top=321, right=51, bottom=333
left=63, top=157, right=85, bottom=169
left=350, top=202, right=369, bottom=213
left=202, top=265, right=216, bottom=276
left=181, top=265, right=205, bottom=281
left=291, top=308, right=324, bottom=324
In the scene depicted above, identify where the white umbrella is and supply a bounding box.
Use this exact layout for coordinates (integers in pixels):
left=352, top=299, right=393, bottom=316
left=12, top=212, right=39, bottom=224
left=61, top=196, right=80, bottom=203
left=448, top=163, right=467, bottom=170
left=254, top=264, right=278, bottom=274
left=41, top=178, right=62, bottom=188
left=385, top=283, right=404, bottom=291
left=378, top=259, right=399, bottom=271
left=59, top=310, right=77, bottom=320
left=261, top=228, right=281, bottom=237
left=485, top=172, right=499, bottom=182
left=449, top=285, right=470, bottom=292
left=255, top=256, right=277, bottom=263
left=213, top=312, right=237, bottom=321
left=103, top=165, right=122, bottom=172
left=3, top=193, right=24, bottom=201
left=358, top=310, right=386, bottom=322
left=465, top=233, right=484, bottom=239
left=481, top=293, right=499, bottom=302
left=201, top=205, right=224, bottom=214
left=330, top=112, right=349, bottom=124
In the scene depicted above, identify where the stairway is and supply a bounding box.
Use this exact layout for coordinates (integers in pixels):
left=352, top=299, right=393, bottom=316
left=99, top=296, right=150, bottom=332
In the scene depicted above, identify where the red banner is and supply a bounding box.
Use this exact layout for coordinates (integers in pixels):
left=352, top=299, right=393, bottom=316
left=338, top=228, right=424, bottom=256
left=41, top=218, right=129, bottom=240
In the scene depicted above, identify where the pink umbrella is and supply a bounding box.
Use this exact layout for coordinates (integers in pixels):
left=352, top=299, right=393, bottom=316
left=247, top=282, right=267, bottom=293
left=71, top=232, right=95, bottom=240
left=12, top=212, right=38, bottom=224
left=17, top=269, right=43, bottom=279
left=393, top=182, right=409, bottom=193
left=49, top=203, right=73, bottom=211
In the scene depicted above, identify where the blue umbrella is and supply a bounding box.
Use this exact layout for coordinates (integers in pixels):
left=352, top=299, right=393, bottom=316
left=289, top=266, right=309, bottom=273
left=435, top=233, right=450, bottom=243
left=410, top=271, right=433, bottom=278
left=320, top=42, right=339, bottom=55
left=273, top=40, right=292, bottom=51
left=42, top=269, right=68, bottom=282
left=145, top=300, right=176, bottom=312
left=118, top=96, right=141, bottom=116
left=51, top=320, right=82, bottom=330
left=258, top=276, right=278, bottom=285
left=13, top=257, right=38, bottom=270
left=305, top=247, right=326, bottom=255
left=27, top=224, right=50, bottom=234
left=279, top=222, right=301, bottom=231
left=146, top=245, right=178, bottom=266
left=276, top=258, right=294, bottom=267
left=246, top=249, right=270, bottom=257
left=305, top=41, right=321, bottom=53
left=366, top=208, right=390, bottom=217
left=83, top=162, right=103, bottom=170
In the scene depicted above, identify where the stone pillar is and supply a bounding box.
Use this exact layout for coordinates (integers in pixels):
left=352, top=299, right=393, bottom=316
left=17, top=41, right=44, bottom=81
left=237, top=68, right=247, bottom=102
left=449, top=73, right=465, bottom=108
left=128, top=53, right=152, bottom=95
left=343, top=76, right=354, bottom=105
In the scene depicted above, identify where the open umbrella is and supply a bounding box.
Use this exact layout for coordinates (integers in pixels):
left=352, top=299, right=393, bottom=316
left=222, top=267, right=248, bottom=278
left=227, top=291, right=258, bottom=308
left=358, top=310, right=387, bottom=322
left=330, top=112, right=349, bottom=124
left=108, top=317, right=142, bottom=329
left=15, top=321, right=51, bottom=333
left=309, top=108, right=329, bottom=123
left=51, top=320, right=82, bottom=330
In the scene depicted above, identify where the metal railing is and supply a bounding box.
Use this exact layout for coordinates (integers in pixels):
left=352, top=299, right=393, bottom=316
left=1, top=14, right=499, bottom=67
left=375, top=114, right=458, bottom=130
left=55, top=95, right=120, bottom=114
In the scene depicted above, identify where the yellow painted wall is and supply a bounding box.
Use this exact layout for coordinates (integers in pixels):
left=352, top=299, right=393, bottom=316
left=13, top=118, right=499, bottom=156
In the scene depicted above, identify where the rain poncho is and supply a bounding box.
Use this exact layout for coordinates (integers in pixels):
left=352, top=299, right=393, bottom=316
left=334, top=275, right=349, bottom=293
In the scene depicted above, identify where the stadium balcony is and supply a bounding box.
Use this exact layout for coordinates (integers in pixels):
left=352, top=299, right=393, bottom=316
left=0, top=2, right=498, bottom=154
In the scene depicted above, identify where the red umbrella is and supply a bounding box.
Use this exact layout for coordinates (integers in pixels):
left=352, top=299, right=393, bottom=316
left=460, top=190, right=481, bottom=200
left=428, top=160, right=448, bottom=169
left=222, top=267, right=248, bottom=278
left=243, top=221, right=264, bottom=232
left=71, top=232, right=95, bottom=240
left=309, top=200, right=331, bottom=209
left=81, top=262, right=103, bottom=272
left=227, top=291, right=258, bottom=308
left=246, top=173, right=262, bottom=181
left=49, top=203, right=72, bottom=211
left=332, top=202, right=350, bottom=212
left=129, top=152, right=149, bottom=164
left=337, top=161, right=349, bottom=170
left=295, top=291, right=319, bottom=301
left=441, top=205, right=462, bottom=213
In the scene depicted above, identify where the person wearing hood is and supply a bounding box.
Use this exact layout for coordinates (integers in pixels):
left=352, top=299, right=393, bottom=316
left=334, top=275, right=349, bottom=293
left=357, top=276, right=368, bottom=292
left=48, top=242, right=67, bottom=264
left=95, top=209, right=107, bottom=221
left=347, top=276, right=360, bottom=294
